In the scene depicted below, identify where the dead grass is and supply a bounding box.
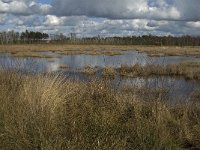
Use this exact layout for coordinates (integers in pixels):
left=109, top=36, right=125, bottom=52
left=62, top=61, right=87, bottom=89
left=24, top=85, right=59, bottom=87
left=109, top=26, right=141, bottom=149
left=0, top=45, right=123, bottom=58
left=117, top=62, right=200, bottom=80
left=11, top=52, right=54, bottom=58
left=47, top=58, right=56, bottom=62
left=0, top=44, right=129, bottom=52
left=81, top=65, right=96, bottom=75
left=0, top=44, right=199, bottom=57
left=121, top=86, right=170, bottom=102
left=135, top=46, right=200, bottom=57
left=34, top=50, right=122, bottom=57
left=191, top=89, right=200, bottom=102
left=0, top=69, right=200, bottom=149
left=102, top=66, right=117, bottom=77
left=59, top=64, right=69, bottom=70
left=0, top=69, right=200, bottom=150
left=0, top=44, right=124, bottom=57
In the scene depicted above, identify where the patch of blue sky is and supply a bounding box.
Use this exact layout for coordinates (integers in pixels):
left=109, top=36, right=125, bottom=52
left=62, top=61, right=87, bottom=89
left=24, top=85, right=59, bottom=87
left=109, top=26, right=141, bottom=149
left=0, top=24, right=15, bottom=31
left=36, top=0, right=51, bottom=4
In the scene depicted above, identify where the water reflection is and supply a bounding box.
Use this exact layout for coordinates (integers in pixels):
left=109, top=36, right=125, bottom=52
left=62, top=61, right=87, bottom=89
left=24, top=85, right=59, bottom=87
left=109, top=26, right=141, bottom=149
left=53, top=70, right=200, bottom=101
left=1, top=50, right=199, bottom=72
left=0, top=50, right=200, bottom=101
left=115, top=76, right=200, bottom=101
left=39, top=51, right=200, bottom=71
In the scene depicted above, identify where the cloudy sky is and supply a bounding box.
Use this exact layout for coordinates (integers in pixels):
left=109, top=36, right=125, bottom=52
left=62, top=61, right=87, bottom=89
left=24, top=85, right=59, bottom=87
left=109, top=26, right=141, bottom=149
left=0, top=0, right=200, bottom=37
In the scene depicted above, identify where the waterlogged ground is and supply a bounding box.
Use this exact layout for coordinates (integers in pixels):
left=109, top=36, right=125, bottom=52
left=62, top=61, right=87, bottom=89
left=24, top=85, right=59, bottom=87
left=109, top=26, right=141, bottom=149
left=0, top=50, right=200, bottom=101
left=61, top=71, right=200, bottom=102
left=1, top=50, right=200, bottom=71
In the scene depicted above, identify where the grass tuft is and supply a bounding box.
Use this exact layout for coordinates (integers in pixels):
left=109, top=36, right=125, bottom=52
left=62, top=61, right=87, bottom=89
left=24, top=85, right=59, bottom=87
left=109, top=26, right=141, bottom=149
left=81, top=65, right=96, bottom=75
left=117, top=62, right=200, bottom=80
left=0, top=65, right=200, bottom=149
left=102, top=66, right=117, bottom=77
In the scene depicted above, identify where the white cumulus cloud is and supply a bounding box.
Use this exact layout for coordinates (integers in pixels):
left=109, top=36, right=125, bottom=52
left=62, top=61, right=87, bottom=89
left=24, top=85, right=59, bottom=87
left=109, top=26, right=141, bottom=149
left=0, top=0, right=200, bottom=36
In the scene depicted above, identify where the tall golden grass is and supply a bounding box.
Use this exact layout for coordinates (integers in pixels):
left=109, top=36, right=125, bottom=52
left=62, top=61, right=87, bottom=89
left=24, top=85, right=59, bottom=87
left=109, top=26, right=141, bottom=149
left=0, top=69, right=200, bottom=149
left=81, top=65, right=96, bottom=75
left=102, top=66, right=117, bottom=77
left=118, top=62, right=200, bottom=80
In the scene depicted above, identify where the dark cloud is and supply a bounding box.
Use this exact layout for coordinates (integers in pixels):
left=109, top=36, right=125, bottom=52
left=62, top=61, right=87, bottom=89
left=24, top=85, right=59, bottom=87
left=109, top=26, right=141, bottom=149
left=174, top=0, right=200, bottom=21
left=50, top=0, right=200, bottom=21
left=0, top=0, right=199, bottom=36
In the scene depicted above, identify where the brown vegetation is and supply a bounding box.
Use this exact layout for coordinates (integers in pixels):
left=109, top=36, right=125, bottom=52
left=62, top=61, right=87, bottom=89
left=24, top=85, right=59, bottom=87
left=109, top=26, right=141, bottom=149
left=0, top=44, right=125, bottom=57
left=0, top=44, right=200, bottom=57
left=102, top=66, right=117, bottom=77
left=59, top=64, right=69, bottom=70
left=135, top=46, right=200, bottom=57
left=55, top=50, right=122, bottom=56
left=81, top=65, right=96, bottom=75
left=0, top=44, right=125, bottom=54
left=0, top=69, right=200, bottom=149
left=11, top=52, right=54, bottom=58
left=117, top=61, right=200, bottom=80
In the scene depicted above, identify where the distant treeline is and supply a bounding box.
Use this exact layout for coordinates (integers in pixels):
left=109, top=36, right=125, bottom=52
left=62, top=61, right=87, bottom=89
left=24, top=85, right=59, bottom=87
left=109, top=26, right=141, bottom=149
left=0, top=30, right=200, bottom=46
left=0, top=30, right=49, bottom=44
left=63, top=36, right=200, bottom=46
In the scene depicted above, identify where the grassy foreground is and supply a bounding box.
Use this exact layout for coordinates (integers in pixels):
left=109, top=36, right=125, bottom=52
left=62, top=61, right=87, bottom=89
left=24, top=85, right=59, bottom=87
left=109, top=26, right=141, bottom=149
left=0, top=70, right=200, bottom=150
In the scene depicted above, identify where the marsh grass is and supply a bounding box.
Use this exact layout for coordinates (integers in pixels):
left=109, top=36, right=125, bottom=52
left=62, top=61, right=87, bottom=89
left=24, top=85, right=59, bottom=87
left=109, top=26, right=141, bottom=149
left=135, top=46, right=200, bottom=57
left=117, top=62, right=200, bottom=80
left=55, top=50, right=122, bottom=56
left=59, top=64, right=69, bottom=70
left=0, top=44, right=131, bottom=53
left=121, top=86, right=170, bottom=102
left=0, top=45, right=125, bottom=58
left=191, top=89, right=200, bottom=102
left=102, top=66, right=117, bottom=77
left=102, top=51, right=122, bottom=56
left=47, top=58, right=56, bottom=62
left=0, top=68, right=200, bottom=149
left=81, top=65, right=96, bottom=75
left=12, top=52, right=54, bottom=59
left=8, top=50, right=122, bottom=58
left=1, top=44, right=200, bottom=57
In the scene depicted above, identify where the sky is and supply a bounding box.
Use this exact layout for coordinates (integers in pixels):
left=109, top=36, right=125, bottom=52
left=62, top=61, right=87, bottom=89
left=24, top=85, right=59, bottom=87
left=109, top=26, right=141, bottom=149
left=0, top=0, right=200, bottom=37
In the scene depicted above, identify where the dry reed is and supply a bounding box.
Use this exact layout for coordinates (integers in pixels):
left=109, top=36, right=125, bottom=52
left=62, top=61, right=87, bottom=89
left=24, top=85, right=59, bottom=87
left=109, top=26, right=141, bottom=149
left=0, top=66, right=200, bottom=149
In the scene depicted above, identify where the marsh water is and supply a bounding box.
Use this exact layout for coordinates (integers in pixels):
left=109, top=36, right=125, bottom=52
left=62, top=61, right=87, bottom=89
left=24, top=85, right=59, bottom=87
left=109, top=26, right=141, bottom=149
left=0, top=50, right=200, bottom=101
left=1, top=50, right=200, bottom=71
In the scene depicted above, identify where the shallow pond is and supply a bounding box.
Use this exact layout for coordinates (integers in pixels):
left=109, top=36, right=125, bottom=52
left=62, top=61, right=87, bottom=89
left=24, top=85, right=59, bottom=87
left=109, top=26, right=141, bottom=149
left=0, top=50, right=200, bottom=101
left=58, top=70, right=200, bottom=102
left=1, top=50, right=199, bottom=72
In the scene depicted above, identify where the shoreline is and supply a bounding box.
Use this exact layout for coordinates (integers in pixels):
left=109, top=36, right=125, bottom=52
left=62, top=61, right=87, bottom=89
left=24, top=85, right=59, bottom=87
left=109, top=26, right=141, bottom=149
left=0, top=44, right=199, bottom=57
